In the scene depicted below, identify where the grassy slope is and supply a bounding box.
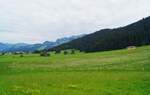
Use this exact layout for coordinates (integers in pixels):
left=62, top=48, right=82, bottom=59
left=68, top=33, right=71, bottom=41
left=0, top=45, right=150, bottom=95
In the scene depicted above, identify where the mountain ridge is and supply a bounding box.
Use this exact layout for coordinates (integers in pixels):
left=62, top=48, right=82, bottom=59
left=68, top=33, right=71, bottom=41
left=0, top=34, right=85, bottom=52
left=50, top=16, right=150, bottom=52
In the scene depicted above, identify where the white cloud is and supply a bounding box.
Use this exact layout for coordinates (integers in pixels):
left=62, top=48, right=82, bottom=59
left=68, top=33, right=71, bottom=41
left=0, top=0, right=150, bottom=43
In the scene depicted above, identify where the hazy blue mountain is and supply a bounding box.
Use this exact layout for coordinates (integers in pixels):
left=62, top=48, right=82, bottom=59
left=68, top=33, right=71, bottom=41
left=0, top=34, right=85, bottom=52
left=0, top=43, right=10, bottom=52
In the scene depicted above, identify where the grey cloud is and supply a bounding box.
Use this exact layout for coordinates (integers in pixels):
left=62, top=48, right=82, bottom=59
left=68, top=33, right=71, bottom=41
left=0, top=0, right=150, bottom=43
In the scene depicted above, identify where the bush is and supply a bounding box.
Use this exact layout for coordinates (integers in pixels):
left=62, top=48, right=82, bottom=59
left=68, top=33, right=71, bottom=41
left=20, top=54, right=24, bottom=57
left=55, top=50, right=61, bottom=54
left=40, top=52, right=50, bottom=57
left=71, top=49, right=75, bottom=54
left=0, top=53, right=5, bottom=56
left=63, top=51, right=68, bottom=55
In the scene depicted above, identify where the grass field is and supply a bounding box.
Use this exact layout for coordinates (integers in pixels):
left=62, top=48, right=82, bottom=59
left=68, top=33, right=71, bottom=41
left=0, top=46, right=150, bottom=95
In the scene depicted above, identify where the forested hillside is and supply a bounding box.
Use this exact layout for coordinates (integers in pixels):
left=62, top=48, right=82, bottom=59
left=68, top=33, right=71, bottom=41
left=50, top=16, right=150, bottom=52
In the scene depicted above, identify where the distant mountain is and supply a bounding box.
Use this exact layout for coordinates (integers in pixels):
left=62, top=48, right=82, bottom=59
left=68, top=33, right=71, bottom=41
left=0, top=43, right=11, bottom=52
left=50, top=16, right=150, bottom=52
left=0, top=34, right=85, bottom=52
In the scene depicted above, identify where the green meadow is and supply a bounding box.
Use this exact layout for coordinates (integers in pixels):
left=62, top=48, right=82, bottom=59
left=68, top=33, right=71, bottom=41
left=0, top=46, right=150, bottom=95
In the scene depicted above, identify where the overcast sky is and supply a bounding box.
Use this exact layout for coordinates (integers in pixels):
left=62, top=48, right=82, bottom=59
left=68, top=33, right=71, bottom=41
left=0, top=0, right=150, bottom=43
